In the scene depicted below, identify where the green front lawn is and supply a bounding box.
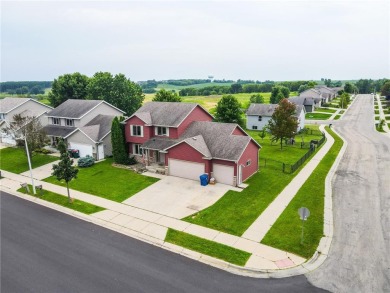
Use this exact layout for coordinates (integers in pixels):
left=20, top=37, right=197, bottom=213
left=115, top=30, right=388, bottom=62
left=44, top=158, right=159, bottom=202
left=165, top=229, right=251, bottom=266
left=333, top=115, right=341, bottom=120
left=261, top=127, right=343, bottom=258
left=17, top=184, right=105, bottom=214
left=0, top=147, right=58, bottom=174
left=315, top=108, right=337, bottom=114
left=305, top=113, right=332, bottom=120
left=374, top=110, right=380, bottom=115
left=183, top=126, right=324, bottom=236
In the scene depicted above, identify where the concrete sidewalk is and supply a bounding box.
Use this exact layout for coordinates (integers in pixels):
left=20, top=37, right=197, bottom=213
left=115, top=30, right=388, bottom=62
left=0, top=125, right=339, bottom=277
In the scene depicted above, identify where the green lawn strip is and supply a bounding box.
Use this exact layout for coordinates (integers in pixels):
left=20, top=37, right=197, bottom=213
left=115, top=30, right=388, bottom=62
left=17, top=184, right=105, bottom=214
left=183, top=127, right=324, bottom=236
left=305, top=113, right=332, bottom=120
left=333, top=115, right=341, bottom=120
left=261, top=127, right=343, bottom=258
left=165, top=229, right=251, bottom=266
left=44, top=158, right=159, bottom=202
left=339, top=110, right=345, bottom=114
left=0, top=147, right=58, bottom=174
left=315, top=108, right=337, bottom=114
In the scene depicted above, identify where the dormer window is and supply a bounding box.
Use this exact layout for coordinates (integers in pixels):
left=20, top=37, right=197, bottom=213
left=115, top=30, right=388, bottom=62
left=155, top=126, right=169, bottom=136
left=66, top=119, right=74, bottom=127
left=52, top=118, right=60, bottom=125
left=131, top=125, right=143, bottom=137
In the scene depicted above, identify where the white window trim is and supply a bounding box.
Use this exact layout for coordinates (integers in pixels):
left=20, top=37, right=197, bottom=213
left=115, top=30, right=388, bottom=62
left=133, top=143, right=142, bottom=156
left=246, top=159, right=251, bottom=166
left=66, top=119, right=74, bottom=126
left=53, top=117, right=60, bottom=125
left=130, top=125, right=143, bottom=137
left=155, top=126, right=169, bottom=137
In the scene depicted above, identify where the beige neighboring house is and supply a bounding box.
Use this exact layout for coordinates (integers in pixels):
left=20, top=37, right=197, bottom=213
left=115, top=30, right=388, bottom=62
left=43, top=99, right=124, bottom=160
left=0, top=97, right=53, bottom=145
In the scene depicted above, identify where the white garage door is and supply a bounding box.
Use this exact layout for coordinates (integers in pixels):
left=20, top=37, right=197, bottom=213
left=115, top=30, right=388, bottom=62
left=213, top=163, right=234, bottom=185
left=69, top=142, right=93, bottom=158
left=169, top=159, right=205, bottom=181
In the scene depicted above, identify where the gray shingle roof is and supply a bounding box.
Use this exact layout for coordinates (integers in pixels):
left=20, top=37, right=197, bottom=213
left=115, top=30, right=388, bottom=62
left=142, top=138, right=177, bottom=150
left=289, top=96, right=317, bottom=106
left=43, top=125, right=76, bottom=137
left=47, top=99, right=102, bottom=118
left=132, top=102, right=203, bottom=127
left=0, top=98, right=30, bottom=113
left=183, top=135, right=212, bottom=158
left=299, top=88, right=321, bottom=99
left=246, top=104, right=278, bottom=116
left=82, top=114, right=116, bottom=141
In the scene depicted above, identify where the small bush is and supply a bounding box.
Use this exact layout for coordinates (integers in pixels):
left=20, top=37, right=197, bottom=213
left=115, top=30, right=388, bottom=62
left=78, top=155, right=95, bottom=168
left=34, top=148, right=53, bottom=154
left=127, top=156, right=137, bottom=165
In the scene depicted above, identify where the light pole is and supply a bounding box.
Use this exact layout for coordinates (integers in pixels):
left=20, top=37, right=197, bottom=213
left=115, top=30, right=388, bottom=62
left=24, top=134, right=36, bottom=194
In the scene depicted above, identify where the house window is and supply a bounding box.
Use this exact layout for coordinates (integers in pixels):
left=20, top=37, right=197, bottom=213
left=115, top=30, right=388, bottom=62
left=155, top=126, right=169, bottom=136
left=252, top=125, right=258, bottom=130
left=258, top=116, right=262, bottom=121
left=131, top=125, right=143, bottom=137
left=52, top=118, right=60, bottom=125
left=246, top=159, right=251, bottom=166
left=66, top=119, right=74, bottom=126
left=133, top=144, right=142, bottom=155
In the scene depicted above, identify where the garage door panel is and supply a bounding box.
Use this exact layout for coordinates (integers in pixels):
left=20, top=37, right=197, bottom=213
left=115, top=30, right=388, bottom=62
left=213, top=164, right=234, bottom=185
left=169, top=159, right=205, bottom=181
left=69, top=142, right=93, bottom=158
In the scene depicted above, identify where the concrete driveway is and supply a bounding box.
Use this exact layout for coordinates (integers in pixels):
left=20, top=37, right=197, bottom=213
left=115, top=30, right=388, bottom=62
left=123, top=176, right=241, bottom=219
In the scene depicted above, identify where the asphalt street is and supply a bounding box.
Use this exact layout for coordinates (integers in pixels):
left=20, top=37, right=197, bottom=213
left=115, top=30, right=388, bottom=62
left=1, top=192, right=326, bottom=293
left=307, top=95, right=390, bottom=292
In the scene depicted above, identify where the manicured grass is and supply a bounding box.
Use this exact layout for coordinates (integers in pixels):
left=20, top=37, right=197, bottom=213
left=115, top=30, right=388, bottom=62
left=17, top=184, right=105, bottom=214
left=44, top=158, right=159, bottom=202
left=339, top=110, right=345, bottom=114
left=261, top=127, right=343, bottom=258
left=374, top=110, right=380, bottom=115
left=315, top=108, right=337, bottom=114
left=165, top=229, right=251, bottom=266
left=305, top=113, right=332, bottom=120
left=333, top=115, right=341, bottom=120
left=0, top=147, right=58, bottom=174
left=183, top=126, right=324, bottom=236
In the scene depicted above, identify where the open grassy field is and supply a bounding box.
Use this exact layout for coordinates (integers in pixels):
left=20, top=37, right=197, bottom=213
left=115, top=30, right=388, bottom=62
left=261, top=127, right=343, bottom=258
left=183, top=125, right=323, bottom=236
left=165, top=229, right=251, bottom=266
left=0, top=147, right=58, bottom=174
left=44, top=158, right=159, bottom=202
left=156, top=82, right=234, bottom=92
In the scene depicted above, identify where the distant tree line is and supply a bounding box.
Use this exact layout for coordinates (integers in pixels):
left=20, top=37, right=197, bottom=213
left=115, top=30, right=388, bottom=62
left=354, top=79, right=388, bottom=94
left=0, top=81, right=52, bottom=95
left=162, top=79, right=212, bottom=86
left=138, top=80, right=158, bottom=93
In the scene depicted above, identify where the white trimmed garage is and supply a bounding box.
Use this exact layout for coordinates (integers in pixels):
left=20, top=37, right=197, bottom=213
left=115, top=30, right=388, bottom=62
left=69, top=142, right=93, bottom=158
left=213, top=163, right=234, bottom=185
left=169, top=159, right=205, bottom=181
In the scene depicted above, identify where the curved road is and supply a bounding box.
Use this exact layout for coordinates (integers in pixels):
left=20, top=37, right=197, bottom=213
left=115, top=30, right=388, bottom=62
left=1, top=192, right=325, bottom=293
left=307, top=95, right=390, bottom=292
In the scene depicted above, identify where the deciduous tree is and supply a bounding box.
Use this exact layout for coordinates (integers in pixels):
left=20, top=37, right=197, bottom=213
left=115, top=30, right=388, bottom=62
left=152, top=89, right=182, bottom=102
left=380, top=80, right=390, bottom=99
left=268, top=99, right=298, bottom=150
left=49, top=73, right=90, bottom=107
left=51, top=139, right=78, bottom=203
left=214, top=95, right=244, bottom=127
left=250, top=94, right=264, bottom=104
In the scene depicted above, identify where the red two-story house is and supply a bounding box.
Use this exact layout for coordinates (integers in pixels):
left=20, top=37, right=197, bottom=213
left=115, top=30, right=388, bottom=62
left=124, top=102, right=261, bottom=186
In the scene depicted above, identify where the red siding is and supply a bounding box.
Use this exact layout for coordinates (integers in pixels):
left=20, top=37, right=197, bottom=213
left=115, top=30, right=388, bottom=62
left=232, top=126, right=247, bottom=136
left=125, top=116, right=151, bottom=144
left=238, top=140, right=259, bottom=181
left=177, top=106, right=213, bottom=137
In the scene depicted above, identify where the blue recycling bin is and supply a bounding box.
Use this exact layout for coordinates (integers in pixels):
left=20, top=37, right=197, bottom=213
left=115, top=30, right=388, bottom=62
left=200, top=174, right=209, bottom=186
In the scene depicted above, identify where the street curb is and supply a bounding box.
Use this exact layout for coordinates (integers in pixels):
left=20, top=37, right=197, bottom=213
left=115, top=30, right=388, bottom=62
left=0, top=128, right=347, bottom=278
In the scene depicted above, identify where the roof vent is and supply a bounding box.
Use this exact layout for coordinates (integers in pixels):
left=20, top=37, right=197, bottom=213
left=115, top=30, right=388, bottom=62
left=192, top=137, right=197, bottom=140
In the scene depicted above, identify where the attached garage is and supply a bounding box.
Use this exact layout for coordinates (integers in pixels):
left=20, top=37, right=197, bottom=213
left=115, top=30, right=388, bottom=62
left=213, top=163, right=234, bottom=185
left=69, top=142, right=93, bottom=158
left=169, top=159, right=205, bottom=181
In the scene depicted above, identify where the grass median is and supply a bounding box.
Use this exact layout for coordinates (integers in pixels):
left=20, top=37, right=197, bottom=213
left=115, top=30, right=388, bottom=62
left=17, top=184, right=105, bottom=214
left=165, top=229, right=251, bottom=266
left=261, top=127, right=343, bottom=258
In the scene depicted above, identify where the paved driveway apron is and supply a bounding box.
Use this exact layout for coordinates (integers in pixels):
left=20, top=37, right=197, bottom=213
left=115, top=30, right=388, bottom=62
left=307, top=95, right=390, bottom=292
left=123, top=176, right=240, bottom=219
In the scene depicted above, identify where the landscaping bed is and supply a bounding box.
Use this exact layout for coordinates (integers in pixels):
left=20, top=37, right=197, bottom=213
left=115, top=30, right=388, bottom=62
left=44, top=158, right=159, bottom=202
left=165, top=229, right=251, bottom=266
left=17, top=184, right=105, bottom=214
left=0, top=147, right=58, bottom=174
left=261, top=127, right=343, bottom=258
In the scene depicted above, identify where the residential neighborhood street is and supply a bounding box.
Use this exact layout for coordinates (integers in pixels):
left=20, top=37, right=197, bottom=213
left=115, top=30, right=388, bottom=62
left=0, top=192, right=326, bottom=293
left=307, top=95, right=390, bottom=292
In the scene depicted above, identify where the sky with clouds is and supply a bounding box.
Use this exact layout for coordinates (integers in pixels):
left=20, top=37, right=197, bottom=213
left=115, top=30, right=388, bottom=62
left=1, top=0, right=389, bottom=82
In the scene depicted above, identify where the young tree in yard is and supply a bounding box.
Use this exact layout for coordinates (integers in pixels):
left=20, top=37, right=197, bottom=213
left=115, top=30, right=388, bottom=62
left=152, top=89, right=182, bottom=102
left=215, top=95, right=244, bottom=127
left=258, top=126, right=267, bottom=141
left=111, top=117, right=129, bottom=164
left=52, top=139, right=78, bottom=203
left=3, top=114, right=46, bottom=158
left=338, top=92, right=350, bottom=109
left=250, top=94, right=264, bottom=104
left=268, top=99, right=298, bottom=150
left=49, top=72, right=90, bottom=107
